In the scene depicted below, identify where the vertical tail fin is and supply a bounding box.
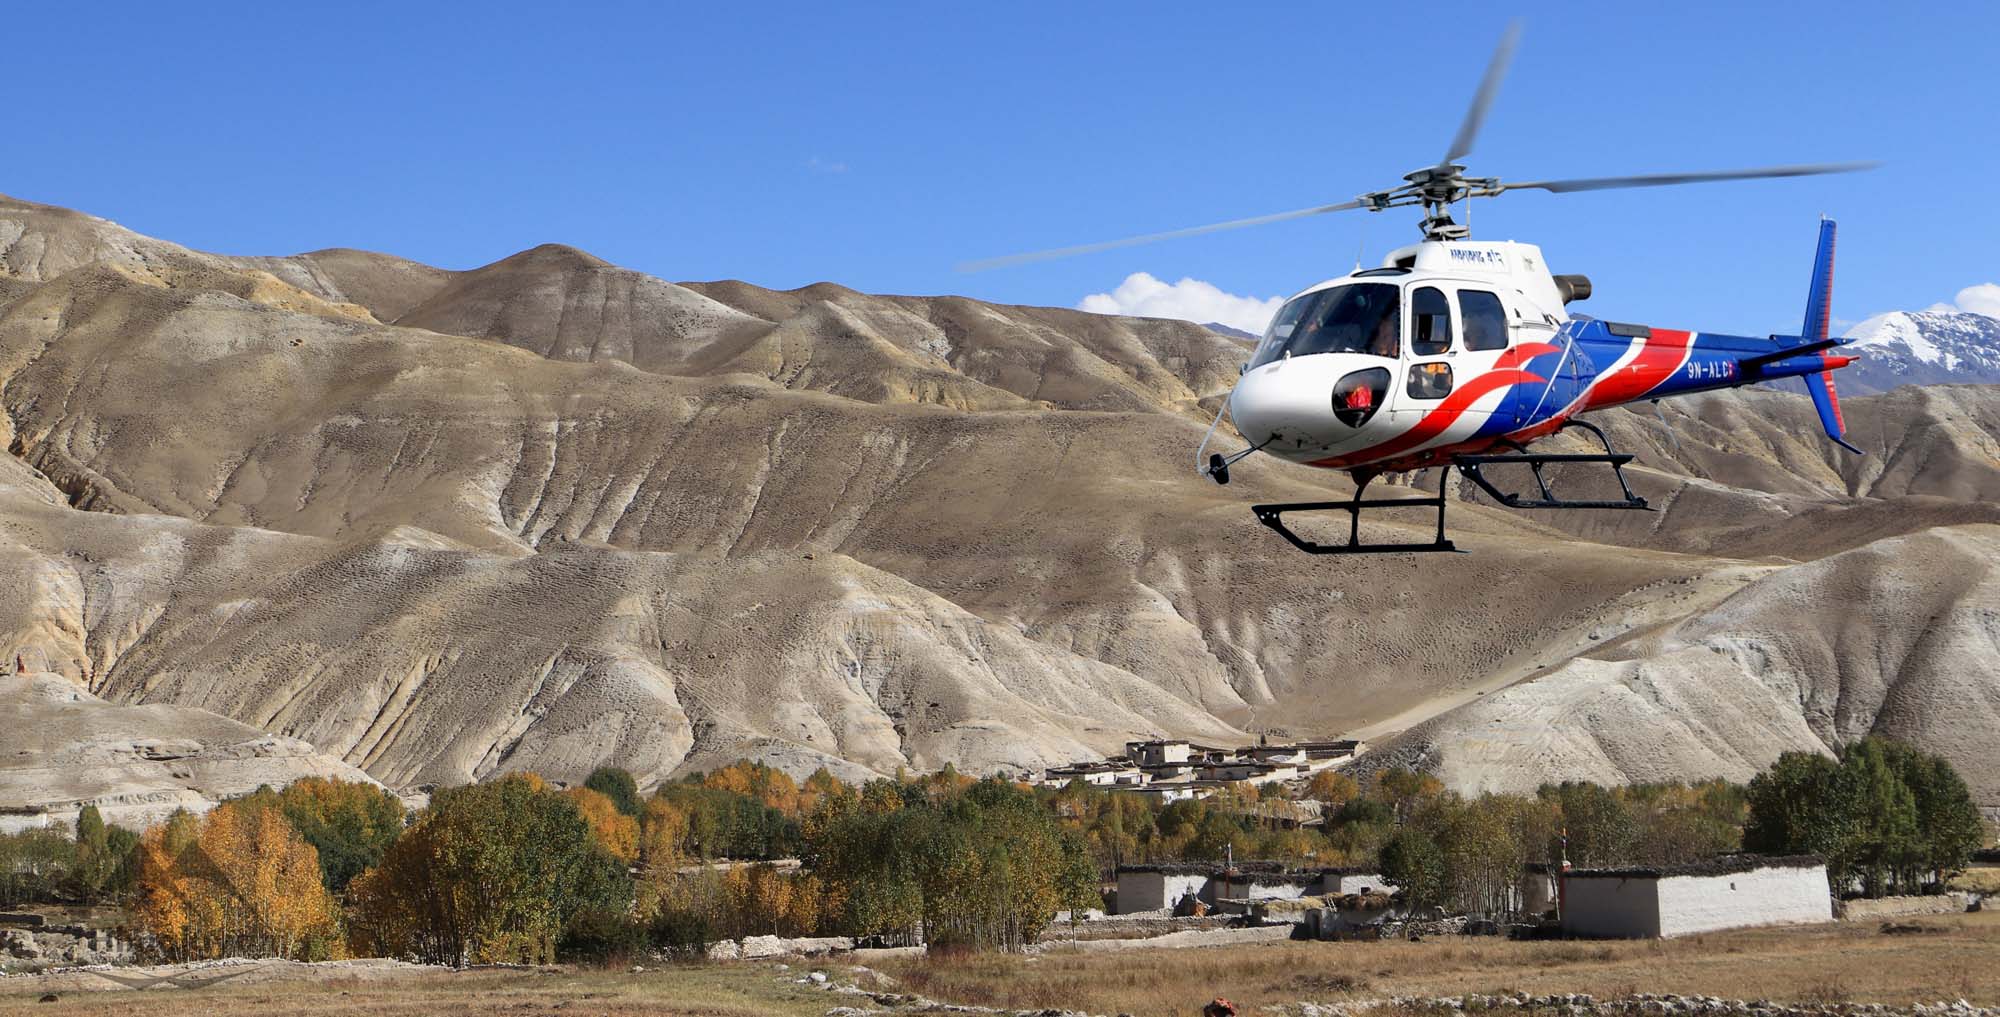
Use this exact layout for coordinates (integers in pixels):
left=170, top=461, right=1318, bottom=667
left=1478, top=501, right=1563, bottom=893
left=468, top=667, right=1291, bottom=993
left=1799, top=219, right=1863, bottom=454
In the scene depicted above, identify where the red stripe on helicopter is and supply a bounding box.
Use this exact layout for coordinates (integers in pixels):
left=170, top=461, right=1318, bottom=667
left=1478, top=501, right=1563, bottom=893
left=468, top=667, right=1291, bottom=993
left=1308, top=342, right=1559, bottom=469
left=1580, top=329, right=1695, bottom=409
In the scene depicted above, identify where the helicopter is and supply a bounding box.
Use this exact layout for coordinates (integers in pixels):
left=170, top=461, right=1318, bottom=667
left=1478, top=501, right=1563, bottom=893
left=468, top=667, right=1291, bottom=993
left=962, top=24, right=1874, bottom=555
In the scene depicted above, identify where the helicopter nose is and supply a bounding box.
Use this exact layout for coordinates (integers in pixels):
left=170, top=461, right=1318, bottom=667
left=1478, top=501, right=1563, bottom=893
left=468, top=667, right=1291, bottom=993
left=1229, top=363, right=1339, bottom=449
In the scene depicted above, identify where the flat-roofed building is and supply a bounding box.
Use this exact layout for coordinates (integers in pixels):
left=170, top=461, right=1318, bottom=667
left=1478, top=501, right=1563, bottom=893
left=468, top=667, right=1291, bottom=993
left=1125, top=739, right=1192, bottom=767
left=1560, top=855, right=1832, bottom=939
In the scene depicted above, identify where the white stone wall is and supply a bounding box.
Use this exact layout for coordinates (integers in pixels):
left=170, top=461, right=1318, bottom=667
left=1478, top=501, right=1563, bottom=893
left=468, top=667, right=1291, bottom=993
left=1115, top=872, right=1209, bottom=913
left=1326, top=872, right=1392, bottom=895
left=1560, top=875, right=1662, bottom=938
left=1655, top=866, right=1832, bottom=937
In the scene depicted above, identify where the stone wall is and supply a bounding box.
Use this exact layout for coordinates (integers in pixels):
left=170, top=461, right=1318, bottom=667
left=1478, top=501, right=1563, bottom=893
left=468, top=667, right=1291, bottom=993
left=1837, top=893, right=1972, bottom=921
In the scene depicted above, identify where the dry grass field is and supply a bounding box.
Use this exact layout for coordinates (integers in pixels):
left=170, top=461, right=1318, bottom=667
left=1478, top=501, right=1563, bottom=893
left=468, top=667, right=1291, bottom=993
left=883, top=912, right=2000, bottom=1017
left=4, top=915, right=1998, bottom=1017
left=0, top=965, right=836, bottom=1017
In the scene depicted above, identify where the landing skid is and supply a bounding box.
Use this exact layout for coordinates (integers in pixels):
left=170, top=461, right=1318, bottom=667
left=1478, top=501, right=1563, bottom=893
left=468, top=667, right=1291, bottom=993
left=1451, top=421, right=1649, bottom=510
left=1248, top=422, right=1647, bottom=556
left=1251, top=475, right=1459, bottom=556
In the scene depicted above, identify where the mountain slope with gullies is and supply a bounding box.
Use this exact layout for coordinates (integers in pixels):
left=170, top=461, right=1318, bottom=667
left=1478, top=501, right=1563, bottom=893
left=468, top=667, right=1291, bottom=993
left=1, top=190, right=1997, bottom=807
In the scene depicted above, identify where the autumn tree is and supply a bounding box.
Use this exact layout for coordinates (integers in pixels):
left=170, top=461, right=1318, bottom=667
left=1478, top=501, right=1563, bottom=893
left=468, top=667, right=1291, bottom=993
left=135, top=802, right=342, bottom=961
left=565, top=787, right=640, bottom=864
left=1305, top=770, right=1360, bottom=808
left=701, top=760, right=801, bottom=814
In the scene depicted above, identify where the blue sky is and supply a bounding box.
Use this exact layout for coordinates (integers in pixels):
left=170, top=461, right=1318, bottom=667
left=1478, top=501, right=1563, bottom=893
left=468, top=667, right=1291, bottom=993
left=9, top=1, right=1995, bottom=336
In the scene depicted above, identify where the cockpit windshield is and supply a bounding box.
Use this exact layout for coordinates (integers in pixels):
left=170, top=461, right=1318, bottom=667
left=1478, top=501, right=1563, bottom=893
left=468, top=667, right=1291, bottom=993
left=1251, top=283, right=1401, bottom=368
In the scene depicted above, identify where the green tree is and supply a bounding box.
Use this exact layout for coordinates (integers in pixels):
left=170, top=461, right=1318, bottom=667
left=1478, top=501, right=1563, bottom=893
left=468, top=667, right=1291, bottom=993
left=1834, top=739, right=1921, bottom=896
left=811, top=777, right=1095, bottom=950
left=1744, top=751, right=1847, bottom=858
left=1883, top=743, right=1982, bottom=890
left=71, top=805, right=140, bottom=902
left=1379, top=827, right=1447, bottom=910
left=348, top=773, right=630, bottom=965
left=1745, top=740, right=1979, bottom=898
left=584, top=767, right=642, bottom=818
left=1539, top=781, right=1634, bottom=867
left=0, top=827, right=76, bottom=907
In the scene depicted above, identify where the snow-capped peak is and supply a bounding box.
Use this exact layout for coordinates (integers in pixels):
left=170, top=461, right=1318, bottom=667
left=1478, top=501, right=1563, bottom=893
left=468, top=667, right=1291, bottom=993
left=1837, top=309, right=2000, bottom=394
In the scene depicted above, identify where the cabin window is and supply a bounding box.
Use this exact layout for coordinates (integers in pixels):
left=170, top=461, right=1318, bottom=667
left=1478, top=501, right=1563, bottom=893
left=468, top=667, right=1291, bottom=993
left=1411, top=287, right=1452, bottom=356
left=1251, top=283, right=1401, bottom=366
left=1460, top=289, right=1509, bottom=351
left=1407, top=361, right=1453, bottom=400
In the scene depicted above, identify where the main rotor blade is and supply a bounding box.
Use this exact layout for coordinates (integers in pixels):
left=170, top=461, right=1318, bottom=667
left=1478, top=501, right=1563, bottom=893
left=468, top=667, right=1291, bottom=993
left=1442, top=20, right=1523, bottom=166
left=1500, top=161, right=1879, bottom=194
left=956, top=200, right=1364, bottom=272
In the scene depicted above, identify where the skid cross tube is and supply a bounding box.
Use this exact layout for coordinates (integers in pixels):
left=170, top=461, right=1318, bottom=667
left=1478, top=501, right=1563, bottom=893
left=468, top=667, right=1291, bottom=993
left=1251, top=476, right=1458, bottom=555
left=1451, top=420, right=1649, bottom=510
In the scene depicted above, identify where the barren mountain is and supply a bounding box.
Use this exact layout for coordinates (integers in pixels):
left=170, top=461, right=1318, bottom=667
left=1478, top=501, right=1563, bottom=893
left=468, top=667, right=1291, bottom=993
left=1, top=191, right=1996, bottom=810
left=0, top=672, right=378, bottom=833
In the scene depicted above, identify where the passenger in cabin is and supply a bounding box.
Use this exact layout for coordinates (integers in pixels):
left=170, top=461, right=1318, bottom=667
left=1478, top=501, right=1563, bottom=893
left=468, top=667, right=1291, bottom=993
left=1369, top=305, right=1401, bottom=358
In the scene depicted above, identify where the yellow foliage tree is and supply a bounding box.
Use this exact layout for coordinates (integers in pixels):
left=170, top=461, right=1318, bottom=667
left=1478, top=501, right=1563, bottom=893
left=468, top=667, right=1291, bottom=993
left=564, top=787, right=639, bottom=864
left=638, top=798, right=689, bottom=869
left=136, top=802, right=342, bottom=961
left=1305, top=770, right=1360, bottom=807
left=702, top=761, right=801, bottom=815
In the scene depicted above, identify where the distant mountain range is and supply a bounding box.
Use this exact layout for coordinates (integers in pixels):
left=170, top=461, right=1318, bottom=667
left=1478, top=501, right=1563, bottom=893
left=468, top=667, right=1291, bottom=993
left=1839, top=309, right=2000, bottom=394
left=1202, top=322, right=1259, bottom=341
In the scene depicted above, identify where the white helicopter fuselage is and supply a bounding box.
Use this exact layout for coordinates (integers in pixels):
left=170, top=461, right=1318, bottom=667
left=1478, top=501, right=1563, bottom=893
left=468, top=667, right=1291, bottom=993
left=1227, top=239, right=1577, bottom=473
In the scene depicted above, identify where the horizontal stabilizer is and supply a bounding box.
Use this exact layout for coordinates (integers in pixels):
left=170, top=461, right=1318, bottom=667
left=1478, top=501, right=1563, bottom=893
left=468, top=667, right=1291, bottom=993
left=1740, top=337, right=1840, bottom=373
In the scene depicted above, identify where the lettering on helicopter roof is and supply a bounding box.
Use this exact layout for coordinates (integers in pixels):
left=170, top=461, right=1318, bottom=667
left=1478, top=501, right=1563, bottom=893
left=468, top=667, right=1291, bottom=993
left=1449, top=248, right=1506, bottom=266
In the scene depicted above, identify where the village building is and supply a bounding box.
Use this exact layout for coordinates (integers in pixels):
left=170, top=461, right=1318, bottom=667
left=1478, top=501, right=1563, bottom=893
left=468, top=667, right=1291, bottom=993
left=1112, top=863, right=1390, bottom=915
left=1041, top=761, right=1144, bottom=787
left=1299, top=739, right=1365, bottom=761
left=1558, top=855, right=1832, bottom=938
left=1244, top=744, right=1308, bottom=765
left=1125, top=739, right=1191, bottom=767
left=1041, top=735, right=1363, bottom=794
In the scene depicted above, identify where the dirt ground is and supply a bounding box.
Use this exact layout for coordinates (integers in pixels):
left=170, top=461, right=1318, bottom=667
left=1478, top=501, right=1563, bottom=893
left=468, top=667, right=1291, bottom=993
left=0, top=963, right=838, bottom=1017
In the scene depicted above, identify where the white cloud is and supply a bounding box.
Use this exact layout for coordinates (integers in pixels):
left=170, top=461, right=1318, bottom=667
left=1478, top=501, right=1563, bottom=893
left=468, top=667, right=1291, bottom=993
left=1078, top=272, right=1282, bottom=335
left=1952, top=283, right=2000, bottom=318
left=804, top=156, right=847, bottom=174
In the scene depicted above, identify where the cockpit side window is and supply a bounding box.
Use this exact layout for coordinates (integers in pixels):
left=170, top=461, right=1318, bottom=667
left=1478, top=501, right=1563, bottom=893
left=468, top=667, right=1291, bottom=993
left=1251, top=283, right=1401, bottom=367
left=1460, top=289, right=1509, bottom=351
left=1411, top=286, right=1452, bottom=356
